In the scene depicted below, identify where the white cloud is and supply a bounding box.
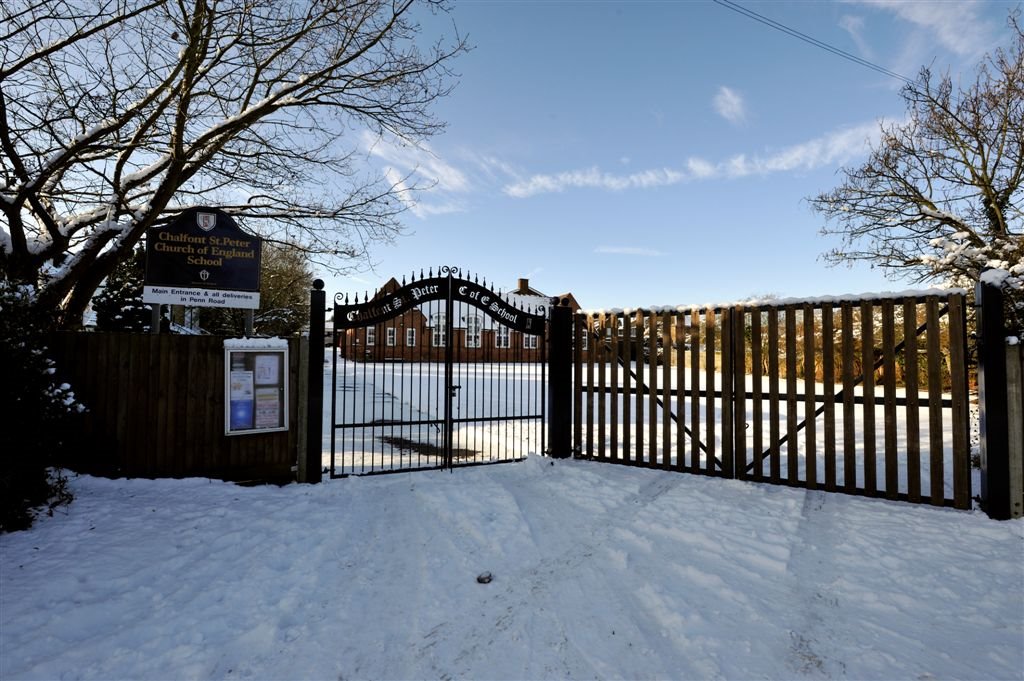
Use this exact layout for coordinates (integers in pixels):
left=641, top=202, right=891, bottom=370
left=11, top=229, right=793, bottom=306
left=363, top=131, right=469, bottom=192
left=852, top=0, right=997, bottom=58
left=713, top=86, right=746, bottom=125
left=594, top=246, right=668, bottom=257
left=686, top=157, right=717, bottom=179
left=726, top=122, right=880, bottom=177
left=362, top=131, right=470, bottom=219
left=501, top=122, right=883, bottom=199
left=503, top=167, right=685, bottom=199
left=384, top=167, right=464, bottom=219
left=839, top=14, right=874, bottom=60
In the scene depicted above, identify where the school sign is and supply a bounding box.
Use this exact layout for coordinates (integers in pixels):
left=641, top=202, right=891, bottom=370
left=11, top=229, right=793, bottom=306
left=143, top=207, right=262, bottom=309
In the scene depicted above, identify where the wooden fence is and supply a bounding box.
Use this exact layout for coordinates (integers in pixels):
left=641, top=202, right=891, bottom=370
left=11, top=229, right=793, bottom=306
left=573, top=293, right=971, bottom=509
left=48, top=332, right=301, bottom=481
left=1006, top=340, right=1024, bottom=518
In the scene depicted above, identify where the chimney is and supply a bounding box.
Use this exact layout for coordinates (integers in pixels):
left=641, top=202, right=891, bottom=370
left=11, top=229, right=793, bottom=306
left=517, top=278, right=529, bottom=294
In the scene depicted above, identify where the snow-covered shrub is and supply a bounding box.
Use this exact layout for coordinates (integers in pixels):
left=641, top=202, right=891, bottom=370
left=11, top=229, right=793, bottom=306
left=921, top=233, right=1024, bottom=334
left=0, top=281, right=84, bottom=532
left=92, top=245, right=152, bottom=332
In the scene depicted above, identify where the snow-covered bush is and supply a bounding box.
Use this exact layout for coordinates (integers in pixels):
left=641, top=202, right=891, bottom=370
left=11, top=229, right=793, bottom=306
left=922, top=233, right=1023, bottom=334
left=0, top=281, right=84, bottom=532
left=92, top=245, right=153, bottom=332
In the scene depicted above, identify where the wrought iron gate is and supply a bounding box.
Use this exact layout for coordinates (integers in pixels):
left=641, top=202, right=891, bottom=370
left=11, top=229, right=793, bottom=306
left=330, top=267, right=548, bottom=476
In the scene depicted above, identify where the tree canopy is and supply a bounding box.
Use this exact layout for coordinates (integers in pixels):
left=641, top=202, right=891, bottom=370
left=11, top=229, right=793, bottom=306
left=1, top=0, right=465, bottom=327
left=812, top=17, right=1022, bottom=332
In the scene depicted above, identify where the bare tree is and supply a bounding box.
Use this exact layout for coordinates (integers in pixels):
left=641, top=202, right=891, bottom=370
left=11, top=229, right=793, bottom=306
left=197, top=243, right=313, bottom=336
left=812, top=17, right=1023, bottom=332
left=1, top=0, right=465, bottom=327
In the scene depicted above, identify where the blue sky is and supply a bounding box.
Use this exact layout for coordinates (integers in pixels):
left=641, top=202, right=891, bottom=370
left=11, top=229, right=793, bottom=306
left=330, top=0, right=1018, bottom=310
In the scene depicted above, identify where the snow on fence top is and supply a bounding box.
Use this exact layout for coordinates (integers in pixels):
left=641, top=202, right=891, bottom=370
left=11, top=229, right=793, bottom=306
left=223, top=337, right=289, bottom=348
left=582, top=288, right=967, bottom=316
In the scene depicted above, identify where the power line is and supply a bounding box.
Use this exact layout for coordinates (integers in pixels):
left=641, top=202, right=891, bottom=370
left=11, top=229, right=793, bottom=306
left=712, top=0, right=914, bottom=86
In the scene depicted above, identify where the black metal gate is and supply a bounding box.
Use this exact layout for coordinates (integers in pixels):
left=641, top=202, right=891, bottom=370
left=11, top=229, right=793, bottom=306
left=330, top=267, right=548, bottom=476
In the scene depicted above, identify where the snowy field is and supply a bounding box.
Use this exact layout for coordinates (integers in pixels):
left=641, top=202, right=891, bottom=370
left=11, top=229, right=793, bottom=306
left=577, top=362, right=967, bottom=499
left=2, top=457, right=1022, bottom=680
left=327, top=352, right=967, bottom=501
left=328, top=357, right=544, bottom=474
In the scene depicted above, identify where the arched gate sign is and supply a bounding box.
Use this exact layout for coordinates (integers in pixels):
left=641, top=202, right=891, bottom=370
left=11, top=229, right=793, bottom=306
left=329, top=267, right=549, bottom=476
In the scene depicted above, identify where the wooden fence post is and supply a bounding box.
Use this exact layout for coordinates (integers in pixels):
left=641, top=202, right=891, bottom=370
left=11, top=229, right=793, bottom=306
left=977, top=278, right=1010, bottom=519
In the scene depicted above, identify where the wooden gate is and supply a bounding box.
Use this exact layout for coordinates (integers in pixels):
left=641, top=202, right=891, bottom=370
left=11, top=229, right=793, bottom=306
left=572, top=292, right=971, bottom=508
left=329, top=267, right=548, bottom=476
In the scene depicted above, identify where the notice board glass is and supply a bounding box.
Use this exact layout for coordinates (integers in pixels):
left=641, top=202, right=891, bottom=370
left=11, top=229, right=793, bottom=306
left=224, top=345, right=288, bottom=435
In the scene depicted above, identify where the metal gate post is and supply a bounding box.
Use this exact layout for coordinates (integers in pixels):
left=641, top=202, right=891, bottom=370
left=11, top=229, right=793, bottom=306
left=442, top=271, right=455, bottom=470
left=301, top=279, right=326, bottom=484
left=977, top=277, right=1010, bottom=518
left=547, top=297, right=573, bottom=458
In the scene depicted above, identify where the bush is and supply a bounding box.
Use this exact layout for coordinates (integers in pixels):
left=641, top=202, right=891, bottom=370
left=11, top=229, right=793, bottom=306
left=0, top=282, right=84, bottom=532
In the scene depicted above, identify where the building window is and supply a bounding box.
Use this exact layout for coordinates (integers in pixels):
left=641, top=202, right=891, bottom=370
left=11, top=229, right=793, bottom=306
left=523, top=334, right=538, bottom=350
left=581, top=329, right=588, bottom=351
left=406, top=328, right=416, bottom=347
left=495, top=325, right=510, bottom=349
left=366, top=327, right=376, bottom=346
left=466, top=315, right=482, bottom=348
left=386, top=327, right=396, bottom=347
left=431, top=314, right=446, bottom=347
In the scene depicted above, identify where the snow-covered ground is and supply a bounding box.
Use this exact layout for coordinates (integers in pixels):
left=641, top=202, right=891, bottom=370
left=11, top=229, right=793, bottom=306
left=2, top=457, right=1022, bottom=680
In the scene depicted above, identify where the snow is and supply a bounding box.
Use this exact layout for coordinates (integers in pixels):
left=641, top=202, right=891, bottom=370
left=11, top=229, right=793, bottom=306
left=982, top=268, right=1013, bottom=286
left=223, top=337, right=289, bottom=348
left=1, top=459, right=1022, bottom=680
left=583, top=288, right=967, bottom=315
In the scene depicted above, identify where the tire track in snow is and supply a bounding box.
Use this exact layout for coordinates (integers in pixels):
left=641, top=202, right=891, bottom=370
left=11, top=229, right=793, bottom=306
left=482, top=460, right=693, bottom=678
left=784, top=490, right=849, bottom=678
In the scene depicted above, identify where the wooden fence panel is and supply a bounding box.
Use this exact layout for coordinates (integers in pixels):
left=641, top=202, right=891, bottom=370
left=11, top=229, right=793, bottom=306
left=622, top=314, right=632, bottom=464
left=881, top=300, right=898, bottom=500
left=949, top=295, right=970, bottom=509
left=768, top=309, right=782, bottom=484
left=661, top=310, right=672, bottom=470
left=803, top=303, right=817, bottom=489
left=926, top=297, right=944, bottom=505
left=48, top=332, right=299, bottom=481
left=609, top=315, right=620, bottom=462
left=903, top=300, right=922, bottom=503
left=750, top=309, right=764, bottom=482
left=822, top=306, right=836, bottom=492
left=689, top=312, right=700, bottom=471
left=674, top=314, right=686, bottom=473
left=598, top=313, right=607, bottom=460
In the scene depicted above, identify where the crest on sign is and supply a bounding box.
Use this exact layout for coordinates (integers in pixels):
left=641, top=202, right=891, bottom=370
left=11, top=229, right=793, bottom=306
left=197, top=212, right=217, bottom=231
